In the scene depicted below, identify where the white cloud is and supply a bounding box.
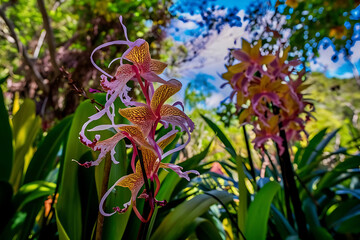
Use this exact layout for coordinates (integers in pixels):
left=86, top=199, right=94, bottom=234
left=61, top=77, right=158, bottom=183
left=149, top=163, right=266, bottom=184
left=205, top=92, right=224, bottom=108
left=309, top=44, right=346, bottom=75
left=350, top=41, right=360, bottom=63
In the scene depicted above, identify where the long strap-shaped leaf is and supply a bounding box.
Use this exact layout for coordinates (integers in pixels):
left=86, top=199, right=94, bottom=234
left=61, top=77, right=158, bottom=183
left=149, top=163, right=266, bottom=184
left=245, top=181, right=281, bottom=240
left=151, top=190, right=232, bottom=240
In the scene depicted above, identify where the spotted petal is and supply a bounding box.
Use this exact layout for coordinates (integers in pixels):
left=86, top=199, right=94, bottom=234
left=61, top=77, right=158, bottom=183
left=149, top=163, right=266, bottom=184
left=150, top=59, right=167, bottom=74
left=150, top=79, right=182, bottom=113
left=124, top=41, right=151, bottom=72
left=119, top=125, right=153, bottom=150
left=118, top=106, right=156, bottom=136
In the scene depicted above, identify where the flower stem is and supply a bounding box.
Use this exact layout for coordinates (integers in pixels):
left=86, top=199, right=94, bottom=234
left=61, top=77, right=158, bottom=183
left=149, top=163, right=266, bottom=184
left=137, top=149, right=155, bottom=240
left=242, top=125, right=256, bottom=184
left=95, top=153, right=112, bottom=240
left=276, top=123, right=308, bottom=239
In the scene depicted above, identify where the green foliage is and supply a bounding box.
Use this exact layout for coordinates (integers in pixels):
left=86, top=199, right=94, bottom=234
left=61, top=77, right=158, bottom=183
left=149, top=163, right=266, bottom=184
left=151, top=190, right=233, bottom=240
left=245, top=181, right=281, bottom=240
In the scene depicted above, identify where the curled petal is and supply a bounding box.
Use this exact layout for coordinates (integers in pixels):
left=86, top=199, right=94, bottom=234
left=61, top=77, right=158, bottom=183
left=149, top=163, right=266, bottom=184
left=161, top=124, right=191, bottom=160
left=99, top=176, right=129, bottom=217
left=91, top=40, right=132, bottom=78
left=172, top=101, right=185, bottom=111
left=93, top=132, right=126, bottom=166
left=160, top=163, right=200, bottom=181
left=160, top=104, right=195, bottom=132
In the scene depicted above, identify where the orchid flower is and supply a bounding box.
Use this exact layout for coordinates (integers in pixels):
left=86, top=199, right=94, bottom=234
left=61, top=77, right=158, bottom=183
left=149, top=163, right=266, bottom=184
left=222, top=40, right=312, bottom=152
left=79, top=16, right=169, bottom=154
left=252, top=115, right=285, bottom=154
left=99, top=133, right=199, bottom=222
left=229, top=39, right=275, bottom=78
left=118, top=78, right=194, bottom=170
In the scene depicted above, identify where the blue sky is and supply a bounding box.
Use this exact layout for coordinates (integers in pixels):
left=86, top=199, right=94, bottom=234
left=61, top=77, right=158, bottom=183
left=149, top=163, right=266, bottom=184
left=167, top=1, right=360, bottom=107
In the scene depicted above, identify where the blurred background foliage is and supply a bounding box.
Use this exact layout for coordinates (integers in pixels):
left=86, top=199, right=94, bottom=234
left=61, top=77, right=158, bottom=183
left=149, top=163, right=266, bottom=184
left=0, top=0, right=359, bottom=239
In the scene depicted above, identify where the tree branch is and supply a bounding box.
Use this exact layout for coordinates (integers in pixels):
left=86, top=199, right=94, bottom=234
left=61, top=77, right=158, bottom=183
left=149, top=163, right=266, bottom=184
left=37, top=0, right=59, bottom=75
left=0, top=7, right=48, bottom=93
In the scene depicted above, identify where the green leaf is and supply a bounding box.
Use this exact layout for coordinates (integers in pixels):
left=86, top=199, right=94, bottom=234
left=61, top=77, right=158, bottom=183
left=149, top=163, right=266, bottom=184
left=236, top=155, right=247, bottom=239
left=157, top=141, right=212, bottom=201
left=55, top=99, right=103, bottom=240
left=0, top=212, right=27, bottom=240
left=270, top=205, right=296, bottom=239
left=325, top=198, right=360, bottom=230
left=316, top=156, right=360, bottom=194
left=9, top=99, right=41, bottom=191
left=151, top=190, right=233, bottom=240
left=245, top=181, right=281, bottom=240
left=101, top=140, right=132, bottom=240
left=12, top=181, right=56, bottom=210
left=303, top=198, right=334, bottom=240
left=201, top=114, right=237, bottom=159
left=55, top=210, right=70, bottom=240
left=335, top=214, right=360, bottom=234
left=77, top=151, right=99, bottom=240
left=297, top=128, right=327, bottom=169
left=55, top=95, right=121, bottom=240
left=193, top=217, right=224, bottom=240
left=24, top=114, right=73, bottom=184
left=0, top=88, right=13, bottom=181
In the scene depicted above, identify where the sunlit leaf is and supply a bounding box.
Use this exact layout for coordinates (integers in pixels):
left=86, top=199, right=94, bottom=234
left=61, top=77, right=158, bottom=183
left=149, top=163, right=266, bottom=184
left=151, top=190, right=232, bottom=240
left=245, top=181, right=281, bottom=240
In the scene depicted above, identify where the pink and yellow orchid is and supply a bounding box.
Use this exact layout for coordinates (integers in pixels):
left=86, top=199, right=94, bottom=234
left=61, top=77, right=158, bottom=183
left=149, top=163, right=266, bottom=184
left=99, top=134, right=199, bottom=222
left=80, top=16, right=169, bottom=154
left=77, top=16, right=198, bottom=223
left=222, top=40, right=312, bottom=152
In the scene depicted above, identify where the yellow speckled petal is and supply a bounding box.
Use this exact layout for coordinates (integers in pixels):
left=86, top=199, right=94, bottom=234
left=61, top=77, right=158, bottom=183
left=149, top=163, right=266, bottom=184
left=158, top=133, right=177, bottom=150
left=125, top=42, right=151, bottom=72
left=119, top=106, right=155, bottom=136
left=119, top=125, right=153, bottom=149
left=117, top=165, right=144, bottom=201
left=150, top=79, right=182, bottom=112
left=150, top=59, right=167, bottom=74
left=117, top=172, right=142, bottom=189
left=160, top=104, right=188, bottom=119
left=139, top=148, right=157, bottom=176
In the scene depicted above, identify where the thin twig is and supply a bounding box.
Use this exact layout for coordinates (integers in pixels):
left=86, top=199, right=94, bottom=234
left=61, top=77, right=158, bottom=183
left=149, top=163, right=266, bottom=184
left=60, top=67, right=105, bottom=110
left=0, top=7, right=48, bottom=93
left=37, top=0, right=59, bottom=75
